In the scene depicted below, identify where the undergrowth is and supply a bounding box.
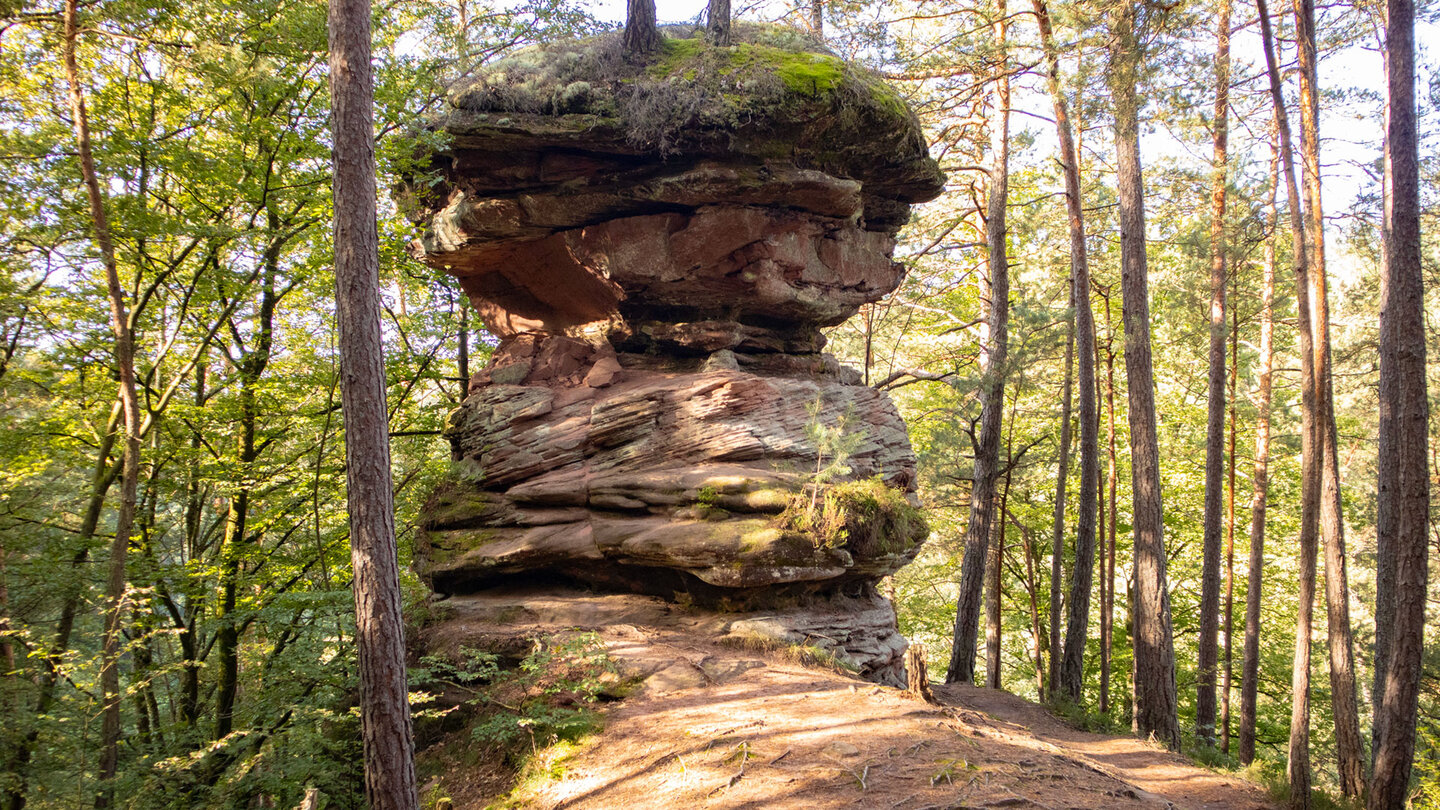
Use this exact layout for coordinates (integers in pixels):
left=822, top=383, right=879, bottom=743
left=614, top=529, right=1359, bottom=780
left=1046, top=694, right=1128, bottom=736
left=1243, top=759, right=1363, bottom=810
left=412, top=633, right=630, bottom=808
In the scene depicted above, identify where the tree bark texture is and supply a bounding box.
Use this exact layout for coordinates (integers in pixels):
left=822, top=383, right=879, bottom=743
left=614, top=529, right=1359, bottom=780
left=1368, top=0, right=1428, bottom=804
left=328, top=0, right=420, bottom=804
left=1196, top=0, right=1231, bottom=745
left=1109, top=1, right=1179, bottom=750
left=624, top=0, right=660, bottom=58
left=707, top=0, right=731, bottom=45
left=946, top=26, right=1010, bottom=685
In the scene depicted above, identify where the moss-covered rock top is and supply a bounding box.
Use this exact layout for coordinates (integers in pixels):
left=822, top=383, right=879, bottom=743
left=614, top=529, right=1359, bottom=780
left=440, top=23, right=943, bottom=204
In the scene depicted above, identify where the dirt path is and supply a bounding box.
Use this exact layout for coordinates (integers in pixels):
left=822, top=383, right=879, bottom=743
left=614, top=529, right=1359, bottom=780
left=934, top=684, right=1275, bottom=810
left=419, top=590, right=1275, bottom=810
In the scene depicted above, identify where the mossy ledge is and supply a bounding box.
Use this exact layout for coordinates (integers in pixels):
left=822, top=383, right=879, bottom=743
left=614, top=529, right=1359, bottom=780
left=440, top=22, right=943, bottom=202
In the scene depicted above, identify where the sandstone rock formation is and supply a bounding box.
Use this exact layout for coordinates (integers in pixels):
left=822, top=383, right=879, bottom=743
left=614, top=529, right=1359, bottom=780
left=403, top=23, right=942, bottom=686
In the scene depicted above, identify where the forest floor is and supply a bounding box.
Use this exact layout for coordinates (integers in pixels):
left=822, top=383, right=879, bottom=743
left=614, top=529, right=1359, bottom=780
left=418, top=591, right=1276, bottom=810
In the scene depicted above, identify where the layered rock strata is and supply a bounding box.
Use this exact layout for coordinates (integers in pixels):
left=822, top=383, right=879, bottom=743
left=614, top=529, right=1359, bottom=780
left=403, top=24, right=943, bottom=686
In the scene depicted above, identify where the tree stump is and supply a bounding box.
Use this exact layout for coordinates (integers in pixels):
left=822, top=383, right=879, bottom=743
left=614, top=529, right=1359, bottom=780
left=906, top=644, right=935, bottom=703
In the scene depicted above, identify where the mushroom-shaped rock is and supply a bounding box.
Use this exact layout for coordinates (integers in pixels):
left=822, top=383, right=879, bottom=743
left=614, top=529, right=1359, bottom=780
left=404, top=24, right=942, bottom=686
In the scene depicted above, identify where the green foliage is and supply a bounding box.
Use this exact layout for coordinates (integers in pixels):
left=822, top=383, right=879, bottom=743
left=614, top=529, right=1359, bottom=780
left=782, top=476, right=927, bottom=555
left=1247, top=760, right=1363, bottom=810
left=414, top=634, right=618, bottom=761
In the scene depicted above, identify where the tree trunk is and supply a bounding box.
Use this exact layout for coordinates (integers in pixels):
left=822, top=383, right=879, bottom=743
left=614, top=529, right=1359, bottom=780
left=215, top=213, right=280, bottom=742
left=987, top=425, right=1015, bottom=689
left=946, top=15, right=1010, bottom=684
left=623, top=0, right=659, bottom=59
left=1291, top=0, right=1364, bottom=790
left=179, top=361, right=206, bottom=731
left=1043, top=3, right=1099, bottom=706
left=983, top=5, right=1011, bottom=693
left=1221, top=273, right=1239, bottom=754
left=1047, top=301, right=1074, bottom=700
left=1255, top=2, right=1321, bottom=802
left=328, top=0, right=419, bottom=804
left=1108, top=1, right=1179, bottom=750
left=457, top=303, right=470, bottom=397
left=985, top=486, right=1003, bottom=688
left=1196, top=0, right=1231, bottom=745
left=1020, top=512, right=1047, bottom=694
left=906, top=645, right=935, bottom=703
left=61, top=0, right=142, bottom=803
left=1239, top=130, right=1278, bottom=767
left=1368, top=0, right=1428, bottom=804
left=809, top=0, right=823, bottom=38
left=1101, top=292, right=1118, bottom=716
left=707, top=0, right=730, bottom=45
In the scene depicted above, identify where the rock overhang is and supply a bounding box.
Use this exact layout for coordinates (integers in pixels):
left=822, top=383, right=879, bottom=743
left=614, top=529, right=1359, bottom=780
left=397, top=23, right=944, bottom=341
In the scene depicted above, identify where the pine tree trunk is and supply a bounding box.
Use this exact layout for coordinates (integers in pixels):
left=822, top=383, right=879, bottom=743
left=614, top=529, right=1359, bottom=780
left=985, top=481, right=1008, bottom=689
left=623, top=0, right=660, bottom=58
left=947, top=21, right=1010, bottom=685
left=1368, top=0, right=1428, bottom=804
left=1196, top=0, right=1231, bottom=745
left=1291, top=0, right=1364, bottom=791
left=1221, top=277, right=1239, bottom=754
left=1109, top=1, right=1179, bottom=750
left=1238, top=132, right=1278, bottom=767
left=328, top=0, right=419, bottom=804
left=987, top=413, right=1017, bottom=690
left=457, top=303, right=470, bottom=396
left=1047, top=302, right=1073, bottom=700
left=1255, top=2, right=1321, bottom=802
left=1095, top=375, right=1106, bottom=708
left=1021, top=515, right=1047, bottom=694
left=982, top=4, right=1012, bottom=693
left=1032, top=0, right=1098, bottom=705
left=1101, top=300, right=1118, bottom=716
